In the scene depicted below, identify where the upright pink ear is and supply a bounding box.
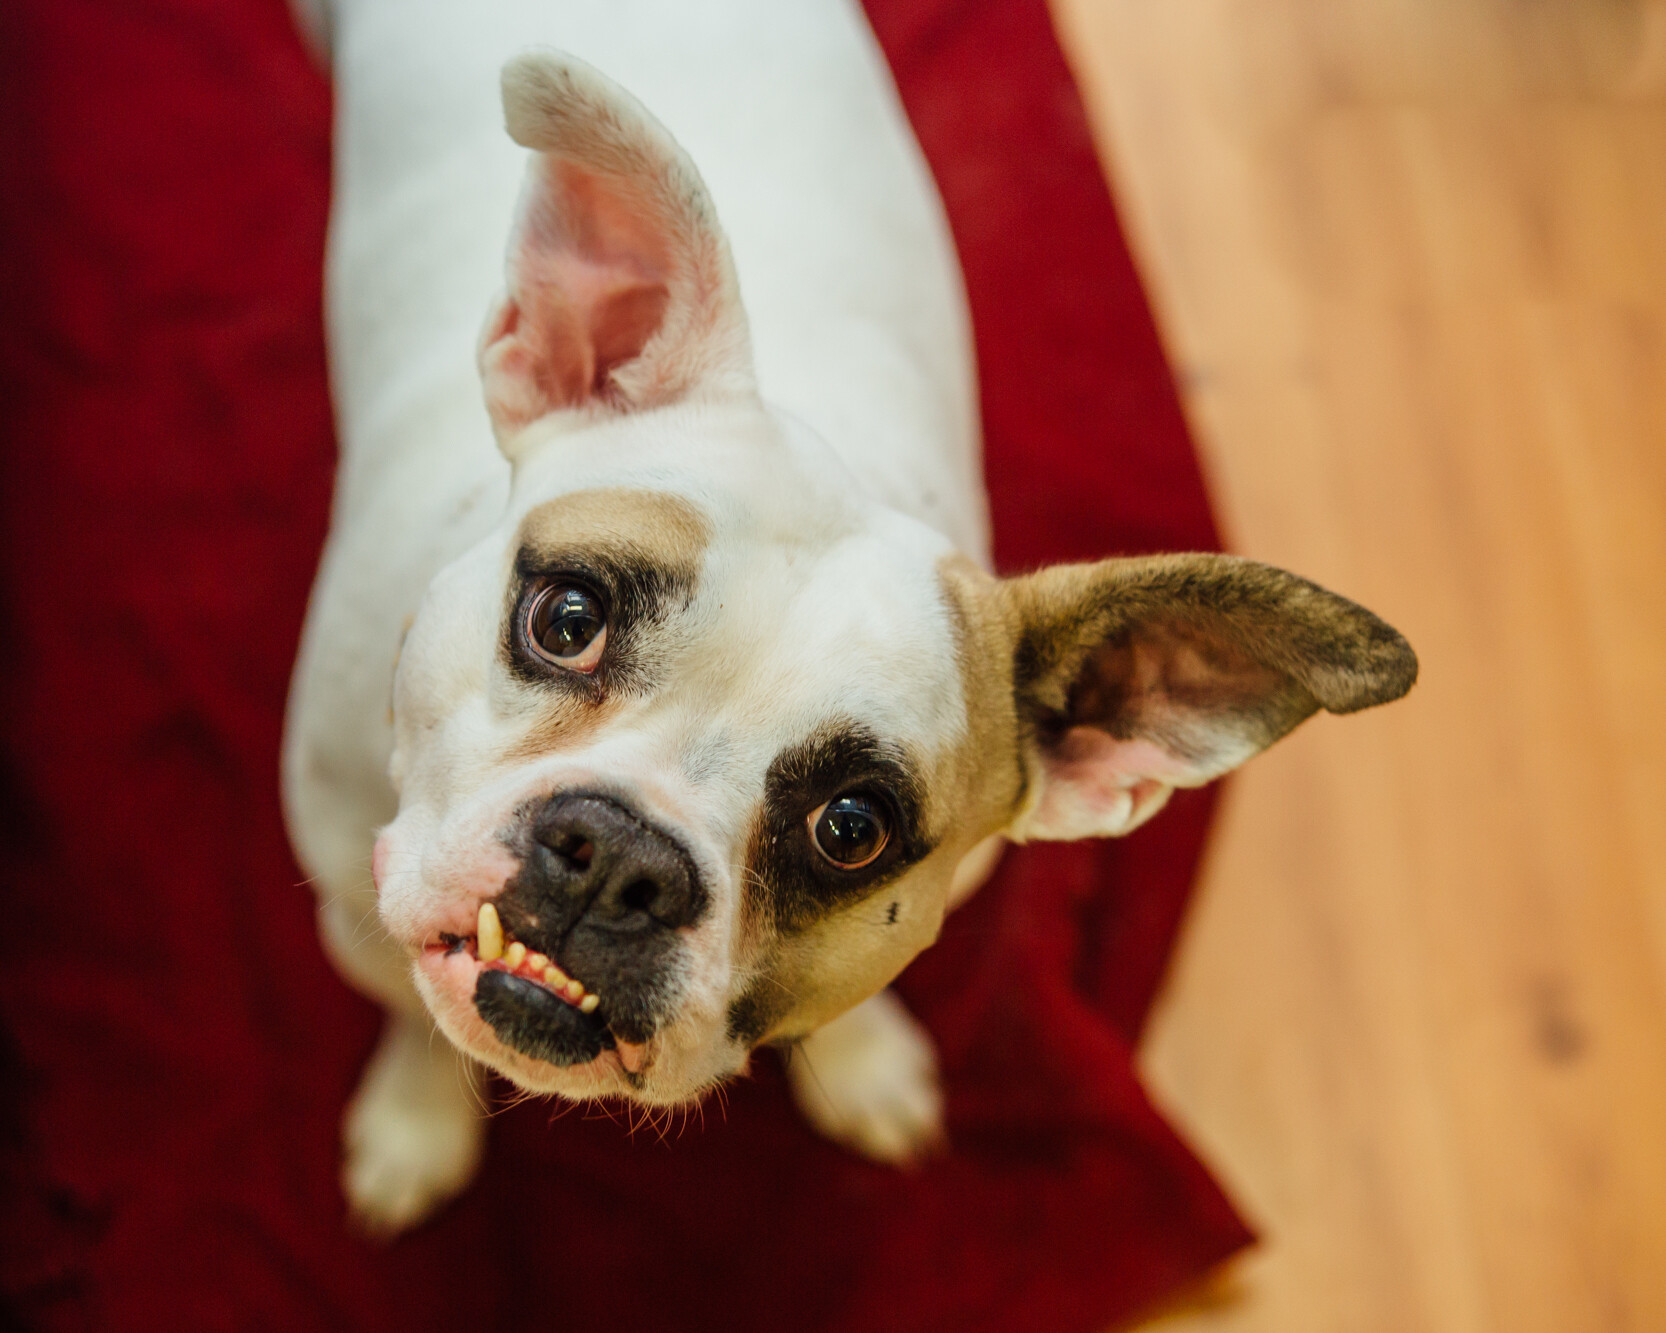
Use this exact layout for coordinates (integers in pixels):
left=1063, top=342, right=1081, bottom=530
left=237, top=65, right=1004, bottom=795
left=479, top=54, right=754, bottom=439
left=1001, top=554, right=1417, bottom=840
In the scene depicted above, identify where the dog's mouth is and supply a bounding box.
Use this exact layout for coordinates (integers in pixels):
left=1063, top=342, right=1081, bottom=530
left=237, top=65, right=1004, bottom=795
left=432, top=902, right=650, bottom=1075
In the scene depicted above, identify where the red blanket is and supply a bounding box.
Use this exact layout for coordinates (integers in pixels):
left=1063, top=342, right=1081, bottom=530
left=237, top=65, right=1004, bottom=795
left=0, top=0, right=1253, bottom=1328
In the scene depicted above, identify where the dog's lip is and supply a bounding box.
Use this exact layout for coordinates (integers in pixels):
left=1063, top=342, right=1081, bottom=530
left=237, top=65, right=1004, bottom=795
left=418, top=925, right=652, bottom=1077
left=433, top=924, right=601, bottom=1014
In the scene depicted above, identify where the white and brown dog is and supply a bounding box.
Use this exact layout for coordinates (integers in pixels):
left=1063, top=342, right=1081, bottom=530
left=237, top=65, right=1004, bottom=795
left=283, top=0, right=1416, bottom=1233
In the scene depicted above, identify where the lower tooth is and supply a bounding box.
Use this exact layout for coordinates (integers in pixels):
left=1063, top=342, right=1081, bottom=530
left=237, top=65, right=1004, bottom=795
left=579, top=994, right=600, bottom=1014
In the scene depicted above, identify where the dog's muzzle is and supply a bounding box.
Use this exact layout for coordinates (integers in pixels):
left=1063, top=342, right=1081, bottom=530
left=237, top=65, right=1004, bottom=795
left=473, top=792, right=708, bottom=1066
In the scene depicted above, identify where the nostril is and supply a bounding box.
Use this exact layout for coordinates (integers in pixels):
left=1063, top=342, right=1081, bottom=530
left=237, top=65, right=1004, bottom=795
left=620, top=879, right=658, bottom=914
left=538, top=830, right=594, bottom=869
left=529, top=794, right=706, bottom=929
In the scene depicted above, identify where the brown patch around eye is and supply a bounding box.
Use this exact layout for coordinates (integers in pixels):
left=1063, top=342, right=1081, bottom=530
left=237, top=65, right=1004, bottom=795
left=494, top=487, right=712, bottom=760
left=745, top=723, right=931, bottom=935
left=515, top=487, right=711, bottom=578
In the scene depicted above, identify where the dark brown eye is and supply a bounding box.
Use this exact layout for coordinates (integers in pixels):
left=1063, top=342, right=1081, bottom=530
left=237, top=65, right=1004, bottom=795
left=523, top=583, right=606, bottom=671
left=808, top=793, right=890, bottom=869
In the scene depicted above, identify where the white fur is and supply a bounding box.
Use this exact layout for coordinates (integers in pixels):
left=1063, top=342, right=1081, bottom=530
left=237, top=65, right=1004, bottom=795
left=285, top=0, right=985, bottom=1226
left=786, top=989, right=945, bottom=1165
left=341, top=1013, right=484, bottom=1235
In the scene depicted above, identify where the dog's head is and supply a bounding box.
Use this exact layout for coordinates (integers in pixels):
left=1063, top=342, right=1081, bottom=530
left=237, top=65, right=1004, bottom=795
left=373, top=55, right=1417, bottom=1104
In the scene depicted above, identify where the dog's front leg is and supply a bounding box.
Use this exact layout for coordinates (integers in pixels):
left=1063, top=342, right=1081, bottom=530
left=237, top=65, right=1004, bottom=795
left=342, top=1012, right=485, bottom=1235
left=319, top=892, right=485, bottom=1235
left=786, top=988, right=945, bottom=1165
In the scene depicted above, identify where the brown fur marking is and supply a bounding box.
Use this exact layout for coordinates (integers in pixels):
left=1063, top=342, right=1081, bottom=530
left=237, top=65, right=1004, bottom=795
left=515, top=486, right=711, bottom=576
left=935, top=554, right=1029, bottom=828
left=999, top=551, right=1418, bottom=771
left=497, top=488, right=712, bottom=763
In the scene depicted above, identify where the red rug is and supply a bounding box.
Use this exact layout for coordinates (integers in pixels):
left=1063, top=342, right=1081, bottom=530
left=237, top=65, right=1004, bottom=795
left=0, top=0, right=1253, bottom=1328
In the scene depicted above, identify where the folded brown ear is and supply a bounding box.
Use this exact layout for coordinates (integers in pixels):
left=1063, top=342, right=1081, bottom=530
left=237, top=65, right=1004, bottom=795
left=999, top=553, right=1417, bottom=840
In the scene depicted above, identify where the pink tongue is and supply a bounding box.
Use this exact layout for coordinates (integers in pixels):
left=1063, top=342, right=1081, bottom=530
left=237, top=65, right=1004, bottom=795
left=616, top=1040, right=647, bottom=1074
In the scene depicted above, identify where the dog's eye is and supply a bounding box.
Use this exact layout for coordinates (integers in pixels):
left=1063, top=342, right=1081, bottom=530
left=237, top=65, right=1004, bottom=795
left=808, top=793, right=890, bottom=869
left=523, top=582, right=607, bottom=672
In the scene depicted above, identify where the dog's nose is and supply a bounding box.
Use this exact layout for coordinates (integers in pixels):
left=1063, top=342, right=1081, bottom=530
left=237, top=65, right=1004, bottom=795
left=529, top=793, right=704, bottom=930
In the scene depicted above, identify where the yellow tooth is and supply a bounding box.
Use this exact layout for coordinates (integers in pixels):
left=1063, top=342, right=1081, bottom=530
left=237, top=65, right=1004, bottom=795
left=579, top=993, right=600, bottom=1014
left=476, top=902, right=503, bottom=963
left=504, top=941, right=527, bottom=969
left=525, top=951, right=550, bottom=975
left=542, top=964, right=567, bottom=989
left=564, top=978, right=584, bottom=1002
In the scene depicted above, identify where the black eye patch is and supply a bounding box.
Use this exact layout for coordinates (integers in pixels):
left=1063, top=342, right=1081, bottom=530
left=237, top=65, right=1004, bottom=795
left=501, top=544, right=696, bottom=697
left=748, top=723, right=931, bottom=934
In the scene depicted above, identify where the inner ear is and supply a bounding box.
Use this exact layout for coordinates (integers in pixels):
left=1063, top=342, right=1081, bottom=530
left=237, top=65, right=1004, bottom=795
left=488, top=157, right=676, bottom=414
left=1062, top=618, right=1315, bottom=774
left=478, top=55, right=753, bottom=442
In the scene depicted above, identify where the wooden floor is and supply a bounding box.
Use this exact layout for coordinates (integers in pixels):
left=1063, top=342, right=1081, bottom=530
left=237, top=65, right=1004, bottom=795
left=1049, top=2, right=1666, bottom=1330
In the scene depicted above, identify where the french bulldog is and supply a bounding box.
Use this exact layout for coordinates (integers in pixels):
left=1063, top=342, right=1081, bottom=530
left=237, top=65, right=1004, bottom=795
left=283, top=0, right=1416, bottom=1233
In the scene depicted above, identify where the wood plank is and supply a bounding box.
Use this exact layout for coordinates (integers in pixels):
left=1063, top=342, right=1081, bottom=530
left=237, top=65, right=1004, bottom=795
left=1049, top=2, right=1666, bottom=1328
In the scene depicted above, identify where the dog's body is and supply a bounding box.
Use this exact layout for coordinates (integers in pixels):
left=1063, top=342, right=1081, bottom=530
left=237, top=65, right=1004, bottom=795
left=286, top=0, right=1416, bottom=1231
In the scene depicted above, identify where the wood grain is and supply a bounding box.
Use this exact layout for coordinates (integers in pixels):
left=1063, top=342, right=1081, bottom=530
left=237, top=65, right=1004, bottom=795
left=1048, top=2, right=1666, bottom=1328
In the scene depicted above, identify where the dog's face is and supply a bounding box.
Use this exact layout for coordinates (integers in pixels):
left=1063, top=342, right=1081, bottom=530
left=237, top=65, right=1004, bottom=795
left=380, top=401, right=1016, bottom=1101
left=371, top=55, right=1417, bottom=1106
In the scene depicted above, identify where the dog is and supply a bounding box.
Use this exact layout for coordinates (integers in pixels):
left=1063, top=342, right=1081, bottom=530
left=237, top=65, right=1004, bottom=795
left=283, top=0, right=1417, bottom=1234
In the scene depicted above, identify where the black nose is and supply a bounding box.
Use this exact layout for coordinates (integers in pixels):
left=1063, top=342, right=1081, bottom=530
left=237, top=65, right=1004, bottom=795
left=529, top=793, right=705, bottom=931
